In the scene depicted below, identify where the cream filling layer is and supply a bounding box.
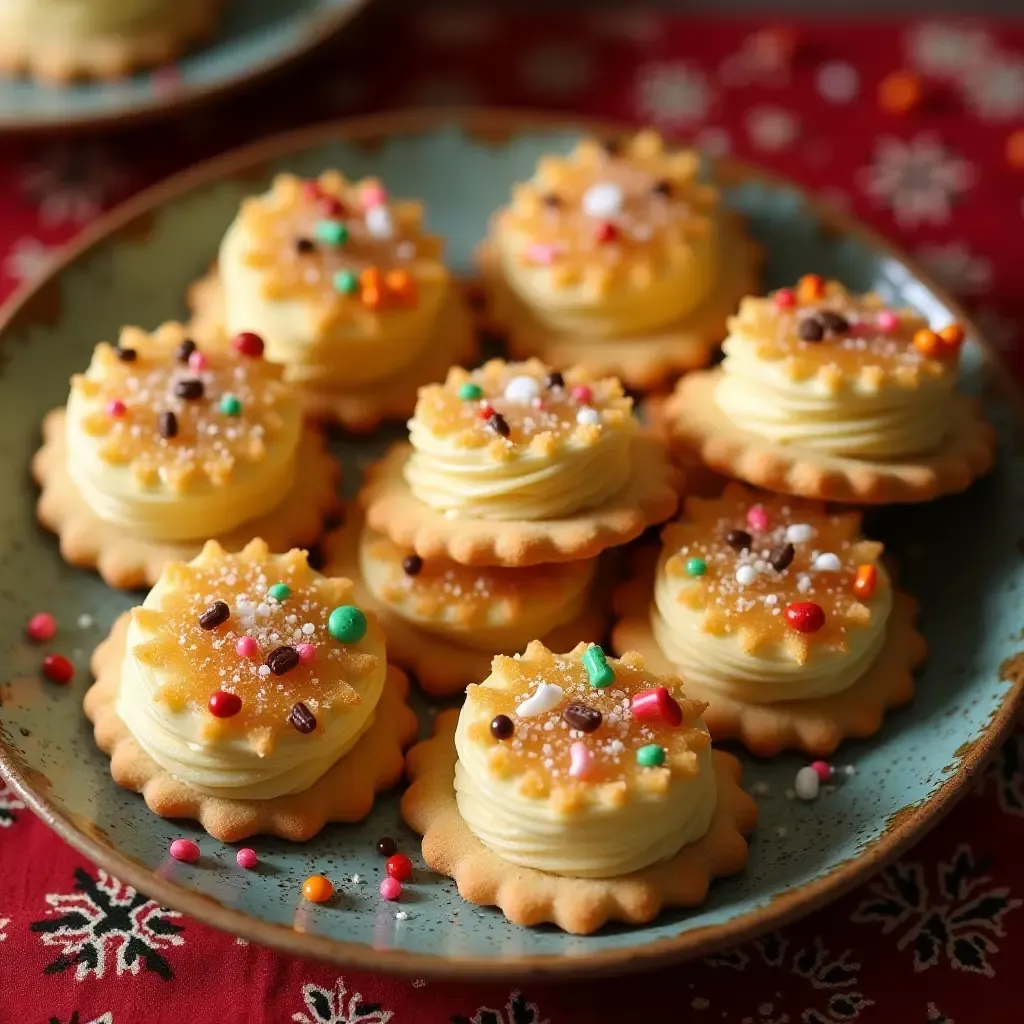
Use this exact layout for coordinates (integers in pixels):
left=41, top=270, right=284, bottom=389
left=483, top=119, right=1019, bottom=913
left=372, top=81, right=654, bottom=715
left=64, top=390, right=302, bottom=543
left=404, top=423, right=635, bottom=520
left=495, top=217, right=719, bottom=337
left=359, top=541, right=595, bottom=652
left=115, top=583, right=385, bottom=800
left=219, top=215, right=448, bottom=385
left=715, top=336, right=956, bottom=458
left=0, top=0, right=177, bottom=36
left=454, top=712, right=717, bottom=877
left=652, top=565, right=893, bottom=703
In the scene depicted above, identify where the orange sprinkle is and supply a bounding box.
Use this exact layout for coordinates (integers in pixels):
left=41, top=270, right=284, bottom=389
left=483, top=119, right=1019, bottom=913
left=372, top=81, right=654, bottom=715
left=797, top=273, right=825, bottom=303
left=913, top=328, right=943, bottom=358
left=1007, top=130, right=1024, bottom=170
left=302, top=875, right=334, bottom=903
left=939, top=323, right=965, bottom=353
left=879, top=71, right=922, bottom=115
left=361, top=288, right=382, bottom=309
left=853, top=564, right=877, bottom=600
left=385, top=269, right=416, bottom=304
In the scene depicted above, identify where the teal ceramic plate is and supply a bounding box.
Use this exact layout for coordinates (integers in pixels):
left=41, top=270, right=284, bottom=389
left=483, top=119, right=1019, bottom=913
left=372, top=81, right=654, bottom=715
left=1, top=110, right=1022, bottom=980
left=0, top=0, right=367, bottom=133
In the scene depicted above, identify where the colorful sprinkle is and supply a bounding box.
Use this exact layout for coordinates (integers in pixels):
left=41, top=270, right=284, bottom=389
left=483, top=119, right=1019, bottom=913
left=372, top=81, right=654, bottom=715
left=235, top=635, right=258, bottom=658
left=328, top=605, right=367, bottom=643
left=458, top=382, right=483, bottom=401
left=563, top=703, right=602, bottom=733
left=811, top=760, right=833, bottom=782
left=525, top=242, right=559, bottom=265
left=685, top=557, right=707, bottom=577
left=106, top=398, right=127, bottom=417
left=568, top=741, right=595, bottom=779
left=735, top=565, right=758, bottom=586
left=42, top=653, right=73, bottom=684
left=504, top=375, right=541, bottom=404
left=386, top=853, right=413, bottom=881
left=176, top=339, right=197, bottom=363
left=289, top=702, right=317, bottom=734
left=490, top=713, right=515, bottom=739
left=581, top=181, right=624, bottom=218
left=812, top=552, right=842, bottom=572
left=797, top=316, right=825, bottom=342
left=188, top=351, right=208, bottom=371
left=236, top=848, right=259, bottom=870
left=582, top=645, right=615, bottom=689
left=774, top=288, right=796, bottom=309
left=158, top=411, right=179, bottom=439
left=570, top=384, right=593, bottom=404
left=576, top=407, right=602, bottom=426
left=268, top=582, right=291, bottom=601
left=199, top=601, right=230, bottom=630
left=794, top=765, right=821, bottom=801
left=785, top=523, right=815, bottom=544
left=302, top=180, right=322, bottom=201
left=169, top=839, right=200, bottom=863
left=365, top=205, right=394, bottom=238
left=939, top=323, right=965, bottom=353
left=595, top=221, right=619, bottom=244
left=174, top=378, right=204, bottom=401
left=232, top=331, right=265, bottom=358
left=208, top=690, right=242, bottom=718
left=379, top=876, right=402, bottom=901
left=361, top=183, right=387, bottom=207
left=819, top=310, right=850, bottom=334
left=26, top=612, right=57, bottom=643
left=219, top=394, right=242, bottom=417
left=913, top=328, right=943, bottom=357
left=636, top=744, right=666, bottom=768
left=402, top=554, right=423, bottom=576
left=516, top=683, right=564, bottom=718
left=769, top=543, right=795, bottom=572
left=266, top=645, right=300, bottom=676
left=487, top=412, right=511, bottom=438
left=785, top=601, right=826, bottom=634
left=853, top=564, right=878, bottom=599
left=296, top=643, right=316, bottom=664
left=746, top=504, right=769, bottom=531
left=631, top=687, right=683, bottom=727
left=302, top=875, right=333, bottom=902
left=315, top=219, right=349, bottom=246
left=376, top=837, right=397, bottom=857
left=545, top=371, right=564, bottom=389
left=725, top=529, right=752, bottom=551
left=876, top=310, right=899, bottom=333
left=333, top=269, right=359, bottom=294
left=385, top=269, right=416, bottom=305
left=797, top=273, right=825, bottom=302
left=318, top=196, right=346, bottom=218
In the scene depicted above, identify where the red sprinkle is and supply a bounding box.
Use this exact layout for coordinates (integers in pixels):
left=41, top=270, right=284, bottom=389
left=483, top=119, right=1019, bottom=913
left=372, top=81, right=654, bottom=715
left=26, top=612, right=57, bottom=643
left=785, top=602, right=826, bottom=634
left=208, top=690, right=242, bottom=718
left=630, top=687, right=683, bottom=727
left=302, top=180, right=322, bottom=201
left=811, top=760, right=833, bottom=782
left=42, top=654, right=73, bottom=684
left=595, top=221, right=618, bottom=244
left=106, top=399, right=127, bottom=417
left=379, top=876, right=402, bottom=901
left=386, top=853, right=413, bottom=881
left=774, top=288, right=797, bottom=309
left=169, top=838, right=200, bottom=863
left=236, top=848, right=259, bottom=869
left=571, top=385, right=593, bottom=404
left=319, top=196, right=346, bottom=218
left=232, top=331, right=265, bottom=358
left=478, top=404, right=495, bottom=420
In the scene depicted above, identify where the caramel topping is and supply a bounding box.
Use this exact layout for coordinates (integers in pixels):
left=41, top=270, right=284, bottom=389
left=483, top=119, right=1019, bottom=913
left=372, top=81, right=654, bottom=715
left=729, top=279, right=954, bottom=388
left=465, top=641, right=709, bottom=807
left=239, top=172, right=447, bottom=334
left=130, top=540, right=383, bottom=749
left=71, top=324, right=293, bottom=493
left=661, top=484, right=885, bottom=664
left=413, top=358, right=634, bottom=456
left=361, top=526, right=595, bottom=629
left=495, top=130, right=718, bottom=294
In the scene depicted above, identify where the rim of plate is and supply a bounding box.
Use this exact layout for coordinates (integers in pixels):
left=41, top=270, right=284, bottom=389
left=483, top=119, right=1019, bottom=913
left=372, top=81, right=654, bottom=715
left=1, top=108, right=1022, bottom=980
left=0, top=1, right=370, bottom=135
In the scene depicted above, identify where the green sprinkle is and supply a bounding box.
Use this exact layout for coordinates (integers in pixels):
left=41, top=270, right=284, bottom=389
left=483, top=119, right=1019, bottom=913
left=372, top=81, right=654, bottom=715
left=268, top=583, right=291, bottom=602
left=582, top=644, right=615, bottom=689
left=458, top=382, right=483, bottom=401
left=315, top=220, right=349, bottom=246
left=636, top=744, right=666, bottom=768
left=219, top=394, right=242, bottom=417
left=685, top=557, right=707, bottom=577
left=328, top=605, right=367, bottom=644
left=333, top=269, right=359, bottom=294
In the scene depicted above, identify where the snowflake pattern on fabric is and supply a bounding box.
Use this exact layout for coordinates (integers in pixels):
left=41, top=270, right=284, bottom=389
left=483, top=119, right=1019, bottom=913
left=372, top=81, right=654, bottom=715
left=635, top=61, right=712, bottom=127
left=0, top=781, right=24, bottom=828
left=30, top=868, right=184, bottom=982
left=3, top=236, right=59, bottom=286
left=982, top=733, right=1024, bottom=816
left=519, top=43, right=594, bottom=98
left=291, top=977, right=393, bottom=1024
left=746, top=106, right=800, bottom=152
left=48, top=1014, right=114, bottom=1024
left=905, top=22, right=993, bottom=79
left=927, top=1004, right=955, bottom=1024
left=451, top=991, right=550, bottom=1024
left=915, top=242, right=993, bottom=296
left=963, top=57, right=1024, bottom=121
left=0, top=917, right=9, bottom=942
left=852, top=845, right=1022, bottom=977
left=20, top=143, right=129, bottom=227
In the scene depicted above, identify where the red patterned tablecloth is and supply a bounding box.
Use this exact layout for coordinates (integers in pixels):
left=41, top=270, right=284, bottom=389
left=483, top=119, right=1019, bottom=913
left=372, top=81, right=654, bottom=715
left=2, top=9, right=1024, bottom=1023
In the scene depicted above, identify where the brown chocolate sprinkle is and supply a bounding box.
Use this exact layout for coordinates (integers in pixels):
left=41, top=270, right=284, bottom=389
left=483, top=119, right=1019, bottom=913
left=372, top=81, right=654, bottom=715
left=174, top=378, right=204, bottom=400
left=542, top=194, right=562, bottom=208
left=266, top=645, right=300, bottom=676
left=601, top=139, right=621, bottom=156
left=563, top=703, right=602, bottom=733
left=402, top=554, right=423, bottom=577
left=288, top=701, right=317, bottom=734
left=652, top=179, right=673, bottom=197
left=769, top=542, right=796, bottom=572
left=116, top=347, right=137, bottom=362
left=797, top=316, right=825, bottom=342
left=545, top=371, right=565, bottom=390
left=198, top=601, right=230, bottom=630
left=725, top=529, right=753, bottom=551
left=487, top=412, right=511, bottom=438
left=176, top=339, right=196, bottom=364
left=819, top=310, right=850, bottom=334
left=376, top=836, right=397, bottom=857
left=158, top=411, right=179, bottom=439
left=295, top=237, right=315, bottom=254
left=490, top=714, right=514, bottom=740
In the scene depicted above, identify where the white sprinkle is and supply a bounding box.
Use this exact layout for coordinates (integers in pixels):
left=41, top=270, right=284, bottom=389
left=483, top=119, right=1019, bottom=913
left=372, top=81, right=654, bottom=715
left=504, top=375, right=541, bottom=403
left=813, top=552, right=842, bottom=572
left=301, top=622, right=315, bottom=635
left=365, top=205, right=393, bottom=238
left=581, top=181, right=624, bottom=218
left=516, top=682, right=564, bottom=718
left=775, top=826, right=789, bottom=838
left=796, top=574, right=812, bottom=594
left=786, top=523, right=816, bottom=544
left=842, top=764, right=857, bottom=776
left=257, top=602, right=271, bottom=617
left=764, top=594, right=778, bottom=606
left=258, top=665, right=271, bottom=677
left=77, top=614, right=94, bottom=629
left=576, top=406, right=602, bottom=426
left=735, top=565, right=758, bottom=586
left=351, top=874, right=362, bottom=883
left=795, top=766, right=821, bottom=801
left=395, top=910, right=409, bottom=921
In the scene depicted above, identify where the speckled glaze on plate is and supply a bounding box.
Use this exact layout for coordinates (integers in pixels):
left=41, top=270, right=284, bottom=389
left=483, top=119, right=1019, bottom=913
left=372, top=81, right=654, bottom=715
left=0, top=0, right=368, bottom=133
left=1, top=110, right=1022, bottom=980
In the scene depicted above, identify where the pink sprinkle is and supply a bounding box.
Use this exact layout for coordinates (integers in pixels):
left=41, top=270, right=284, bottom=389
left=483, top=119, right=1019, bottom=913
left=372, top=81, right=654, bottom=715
left=571, top=385, right=593, bottom=405
left=774, top=288, right=796, bottom=309
left=811, top=760, right=832, bottom=782
left=106, top=399, right=126, bottom=417
left=379, top=876, right=402, bottom=901
left=188, top=351, right=208, bottom=371
left=297, top=643, right=316, bottom=664
left=169, top=839, right=200, bottom=863
left=302, top=180, right=322, bottom=201
left=568, top=741, right=594, bottom=780
left=747, top=504, right=769, bottom=531
left=236, top=848, right=259, bottom=869
left=526, top=242, right=559, bottom=265
left=26, top=612, right=57, bottom=643
left=877, top=310, right=899, bottom=333
left=235, top=636, right=258, bottom=658
left=531, top=397, right=544, bottom=409
left=361, top=184, right=387, bottom=208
